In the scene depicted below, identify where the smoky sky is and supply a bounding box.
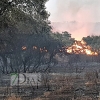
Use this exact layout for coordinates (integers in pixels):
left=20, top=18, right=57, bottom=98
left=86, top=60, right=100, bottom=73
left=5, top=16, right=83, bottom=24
left=46, top=0, right=100, bottom=40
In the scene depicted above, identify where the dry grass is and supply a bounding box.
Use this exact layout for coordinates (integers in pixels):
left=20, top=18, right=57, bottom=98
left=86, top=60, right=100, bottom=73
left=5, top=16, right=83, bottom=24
left=7, top=95, right=21, bottom=100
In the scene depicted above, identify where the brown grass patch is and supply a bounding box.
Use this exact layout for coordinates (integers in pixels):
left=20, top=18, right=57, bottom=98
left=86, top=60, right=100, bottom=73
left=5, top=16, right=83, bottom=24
left=7, top=95, right=21, bottom=100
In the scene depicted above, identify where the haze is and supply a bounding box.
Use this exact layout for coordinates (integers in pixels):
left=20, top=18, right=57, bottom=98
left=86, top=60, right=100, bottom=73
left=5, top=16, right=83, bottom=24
left=46, top=0, right=100, bottom=40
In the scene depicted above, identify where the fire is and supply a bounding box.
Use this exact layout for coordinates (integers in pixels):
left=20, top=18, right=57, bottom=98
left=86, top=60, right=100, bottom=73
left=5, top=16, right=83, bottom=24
left=85, top=49, right=92, bottom=55
left=33, top=46, right=37, bottom=50
left=66, top=40, right=98, bottom=55
left=22, top=46, right=27, bottom=50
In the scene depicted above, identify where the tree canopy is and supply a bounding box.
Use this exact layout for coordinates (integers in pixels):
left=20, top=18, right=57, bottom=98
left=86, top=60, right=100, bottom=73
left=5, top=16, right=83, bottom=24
left=0, top=0, right=50, bottom=32
left=83, top=35, right=100, bottom=52
left=0, top=0, right=76, bottom=73
left=51, top=31, right=75, bottom=47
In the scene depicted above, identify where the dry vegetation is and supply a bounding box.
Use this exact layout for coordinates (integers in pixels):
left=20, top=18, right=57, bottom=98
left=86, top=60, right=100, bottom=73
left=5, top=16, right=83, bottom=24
left=0, top=71, right=100, bottom=100
left=7, top=95, right=21, bottom=100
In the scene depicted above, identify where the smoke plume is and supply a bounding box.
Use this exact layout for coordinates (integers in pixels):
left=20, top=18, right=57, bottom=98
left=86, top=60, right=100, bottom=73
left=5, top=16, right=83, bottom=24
left=46, top=0, right=100, bottom=40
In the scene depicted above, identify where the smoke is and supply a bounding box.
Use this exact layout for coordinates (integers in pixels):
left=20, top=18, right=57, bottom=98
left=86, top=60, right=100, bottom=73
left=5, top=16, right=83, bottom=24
left=53, top=0, right=100, bottom=22
left=46, top=0, right=100, bottom=40
left=51, top=22, right=97, bottom=40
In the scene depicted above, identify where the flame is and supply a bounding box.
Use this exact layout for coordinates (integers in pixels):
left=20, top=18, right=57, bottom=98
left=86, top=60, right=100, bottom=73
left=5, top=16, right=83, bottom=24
left=21, top=45, right=48, bottom=53
left=66, top=40, right=98, bottom=55
left=22, top=46, right=27, bottom=50
left=85, top=49, right=92, bottom=55
left=33, top=46, right=37, bottom=50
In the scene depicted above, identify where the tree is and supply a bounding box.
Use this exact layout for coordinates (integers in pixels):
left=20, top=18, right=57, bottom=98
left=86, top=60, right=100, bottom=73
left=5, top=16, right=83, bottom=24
left=0, top=31, right=63, bottom=73
left=82, top=35, right=100, bottom=52
left=51, top=31, right=74, bottom=47
left=0, top=0, right=49, bottom=19
left=0, top=0, right=51, bottom=74
left=0, top=0, right=50, bottom=41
